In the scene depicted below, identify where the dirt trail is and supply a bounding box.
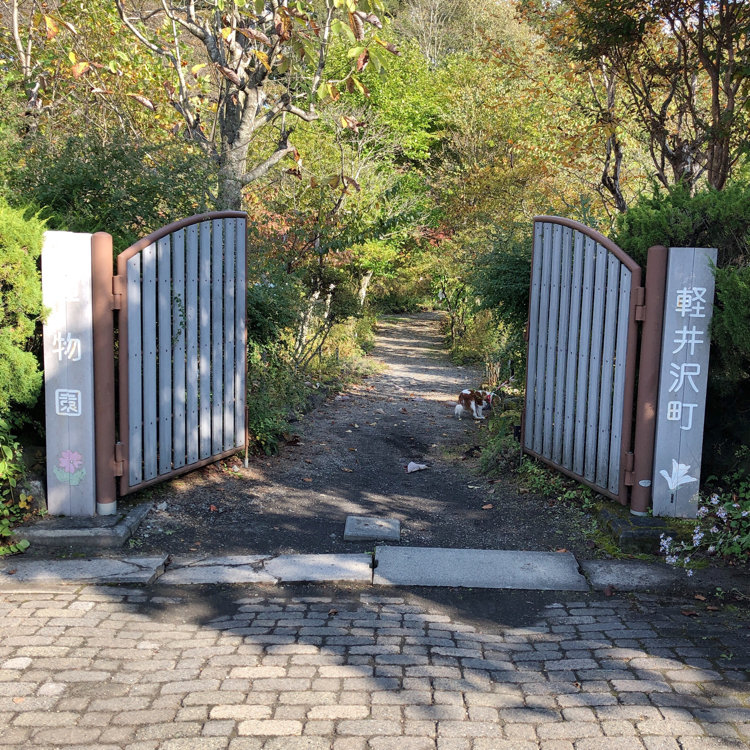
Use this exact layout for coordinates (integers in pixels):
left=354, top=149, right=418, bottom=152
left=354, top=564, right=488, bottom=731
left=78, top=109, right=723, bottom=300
left=127, top=313, right=590, bottom=556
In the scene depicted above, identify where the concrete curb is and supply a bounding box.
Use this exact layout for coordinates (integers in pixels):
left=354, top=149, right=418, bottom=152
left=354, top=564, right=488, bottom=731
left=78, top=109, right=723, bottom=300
left=17, top=503, right=152, bottom=549
left=0, top=555, right=168, bottom=586
left=3, top=547, right=746, bottom=595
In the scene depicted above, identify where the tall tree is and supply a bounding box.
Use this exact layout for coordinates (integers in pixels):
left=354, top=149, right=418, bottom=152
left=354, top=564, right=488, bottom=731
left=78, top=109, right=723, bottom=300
left=568, top=0, right=750, bottom=190
left=115, top=0, right=396, bottom=209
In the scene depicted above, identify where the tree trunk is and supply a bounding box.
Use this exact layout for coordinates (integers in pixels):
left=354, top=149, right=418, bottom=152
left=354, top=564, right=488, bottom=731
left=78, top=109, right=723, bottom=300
left=358, top=270, right=374, bottom=307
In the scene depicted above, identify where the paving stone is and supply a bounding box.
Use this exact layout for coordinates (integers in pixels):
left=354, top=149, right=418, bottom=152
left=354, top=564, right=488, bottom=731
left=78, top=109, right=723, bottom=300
left=237, top=719, right=303, bottom=735
left=0, top=585, right=748, bottom=750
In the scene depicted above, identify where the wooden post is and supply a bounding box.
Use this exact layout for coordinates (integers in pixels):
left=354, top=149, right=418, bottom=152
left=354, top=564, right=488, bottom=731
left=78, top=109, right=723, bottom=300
left=630, top=246, right=668, bottom=515
left=91, top=232, right=117, bottom=515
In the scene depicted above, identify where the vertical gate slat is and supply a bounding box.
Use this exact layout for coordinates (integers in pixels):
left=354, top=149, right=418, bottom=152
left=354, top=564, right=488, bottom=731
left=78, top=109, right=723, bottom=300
left=127, top=255, right=143, bottom=487
left=608, top=266, right=632, bottom=493
left=552, top=226, right=572, bottom=464
left=223, top=219, right=236, bottom=450
left=562, top=230, right=584, bottom=469
left=533, top=224, right=553, bottom=454
left=157, top=236, right=173, bottom=475
left=234, top=219, right=247, bottom=447
left=542, top=224, right=563, bottom=458
left=584, top=244, right=608, bottom=482
left=172, top=229, right=186, bottom=470
left=211, top=220, right=224, bottom=454
left=574, top=237, right=596, bottom=476
left=142, top=242, right=158, bottom=481
left=595, top=255, right=621, bottom=487
left=199, top=221, right=212, bottom=459
left=524, top=222, right=544, bottom=450
left=185, top=225, right=199, bottom=465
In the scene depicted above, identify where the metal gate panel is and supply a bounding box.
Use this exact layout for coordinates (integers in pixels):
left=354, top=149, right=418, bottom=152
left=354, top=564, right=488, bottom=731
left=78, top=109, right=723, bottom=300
left=523, top=217, right=642, bottom=503
left=117, top=212, right=248, bottom=495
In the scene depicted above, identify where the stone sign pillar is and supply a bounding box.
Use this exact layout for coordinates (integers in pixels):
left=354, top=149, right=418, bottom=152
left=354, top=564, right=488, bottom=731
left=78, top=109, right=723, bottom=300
left=651, top=247, right=718, bottom=518
left=42, top=232, right=97, bottom=516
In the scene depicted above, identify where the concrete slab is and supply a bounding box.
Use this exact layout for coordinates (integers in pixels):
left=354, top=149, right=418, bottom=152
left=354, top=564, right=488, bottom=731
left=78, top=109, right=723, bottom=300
left=0, top=555, right=167, bottom=585
left=158, top=555, right=275, bottom=585
left=373, top=547, right=589, bottom=591
left=344, top=515, right=400, bottom=542
left=264, top=553, right=373, bottom=583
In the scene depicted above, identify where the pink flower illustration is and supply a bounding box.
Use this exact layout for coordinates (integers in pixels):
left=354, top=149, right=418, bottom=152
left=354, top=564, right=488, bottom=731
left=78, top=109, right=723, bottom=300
left=58, top=450, right=84, bottom=474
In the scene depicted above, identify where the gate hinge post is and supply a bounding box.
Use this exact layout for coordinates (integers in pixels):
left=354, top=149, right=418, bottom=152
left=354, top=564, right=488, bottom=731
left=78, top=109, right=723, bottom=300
left=623, top=451, right=635, bottom=486
left=633, top=286, right=646, bottom=321
left=114, top=442, right=125, bottom=477
left=112, top=275, right=124, bottom=310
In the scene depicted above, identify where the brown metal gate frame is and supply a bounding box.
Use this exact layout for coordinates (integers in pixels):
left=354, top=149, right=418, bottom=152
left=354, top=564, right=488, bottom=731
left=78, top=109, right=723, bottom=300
left=521, top=216, right=668, bottom=511
left=90, top=211, right=249, bottom=509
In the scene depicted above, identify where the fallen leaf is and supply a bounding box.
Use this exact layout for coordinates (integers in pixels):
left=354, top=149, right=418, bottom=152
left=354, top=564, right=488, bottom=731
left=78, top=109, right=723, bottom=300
left=209, top=505, right=218, bottom=512
left=482, top=504, right=493, bottom=510
left=694, top=594, right=707, bottom=601
left=12, top=697, right=24, bottom=704
left=681, top=609, right=700, bottom=617
left=341, top=467, right=353, bottom=473
left=303, top=477, right=313, bottom=482
left=7, top=569, right=16, bottom=575
left=706, top=605, right=720, bottom=611
left=328, top=608, right=338, bottom=616
left=556, top=548, right=568, bottom=553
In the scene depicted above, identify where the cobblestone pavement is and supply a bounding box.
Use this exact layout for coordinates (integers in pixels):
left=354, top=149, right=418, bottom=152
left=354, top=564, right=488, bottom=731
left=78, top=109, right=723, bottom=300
left=1, top=583, right=748, bottom=750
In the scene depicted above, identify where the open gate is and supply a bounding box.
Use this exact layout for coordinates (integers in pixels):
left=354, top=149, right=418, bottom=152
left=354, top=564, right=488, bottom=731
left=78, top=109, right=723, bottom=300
left=523, top=217, right=643, bottom=503
left=114, top=212, right=248, bottom=495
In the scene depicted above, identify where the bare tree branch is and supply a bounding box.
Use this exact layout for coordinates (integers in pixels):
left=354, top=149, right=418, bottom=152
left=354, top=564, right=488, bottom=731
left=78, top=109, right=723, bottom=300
left=241, top=144, right=296, bottom=185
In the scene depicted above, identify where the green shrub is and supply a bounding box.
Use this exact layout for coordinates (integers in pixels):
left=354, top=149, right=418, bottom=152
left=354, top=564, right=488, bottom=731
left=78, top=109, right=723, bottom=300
left=246, top=273, right=303, bottom=347
left=0, top=199, right=45, bottom=416
left=0, top=417, right=31, bottom=557
left=246, top=342, right=308, bottom=455
left=614, top=181, right=750, bottom=267
left=13, top=135, right=213, bottom=253
left=471, top=226, right=533, bottom=338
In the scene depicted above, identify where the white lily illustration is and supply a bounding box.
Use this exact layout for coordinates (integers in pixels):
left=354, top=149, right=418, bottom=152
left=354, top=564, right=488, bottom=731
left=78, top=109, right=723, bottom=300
left=659, top=459, right=697, bottom=491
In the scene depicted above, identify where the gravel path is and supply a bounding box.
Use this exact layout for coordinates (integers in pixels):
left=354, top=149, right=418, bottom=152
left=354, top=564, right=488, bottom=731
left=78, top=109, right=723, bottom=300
left=124, top=313, right=591, bottom=557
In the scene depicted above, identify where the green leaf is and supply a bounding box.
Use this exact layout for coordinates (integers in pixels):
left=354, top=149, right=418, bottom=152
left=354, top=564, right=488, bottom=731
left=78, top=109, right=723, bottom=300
left=331, top=18, right=356, bottom=44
